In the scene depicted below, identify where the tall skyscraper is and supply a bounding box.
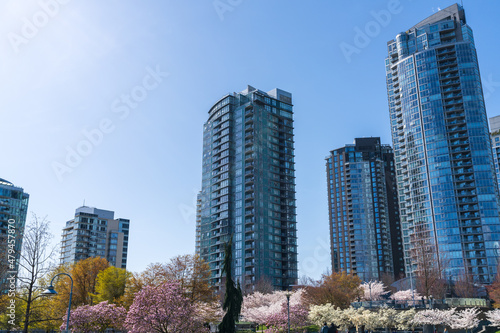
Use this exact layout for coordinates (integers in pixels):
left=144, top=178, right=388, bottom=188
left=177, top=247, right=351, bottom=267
left=195, top=192, right=202, bottom=255
left=386, top=4, right=500, bottom=283
left=197, top=85, right=298, bottom=292
left=326, top=138, right=404, bottom=281
left=60, top=206, right=130, bottom=268
left=489, top=115, right=500, bottom=191
left=0, top=178, right=29, bottom=293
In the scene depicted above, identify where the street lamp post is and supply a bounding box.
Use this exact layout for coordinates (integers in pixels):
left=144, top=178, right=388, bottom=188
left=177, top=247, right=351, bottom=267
left=409, top=273, right=415, bottom=307
left=369, top=281, right=373, bottom=308
left=42, top=273, right=73, bottom=333
left=285, top=292, right=291, bottom=333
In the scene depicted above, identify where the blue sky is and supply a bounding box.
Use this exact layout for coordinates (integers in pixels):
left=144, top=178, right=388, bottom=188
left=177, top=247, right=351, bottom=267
left=2, top=0, right=500, bottom=280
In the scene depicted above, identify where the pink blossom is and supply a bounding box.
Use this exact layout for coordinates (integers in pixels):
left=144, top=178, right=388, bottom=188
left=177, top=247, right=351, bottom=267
left=125, top=281, right=208, bottom=333
left=61, top=301, right=126, bottom=333
left=264, top=303, right=309, bottom=333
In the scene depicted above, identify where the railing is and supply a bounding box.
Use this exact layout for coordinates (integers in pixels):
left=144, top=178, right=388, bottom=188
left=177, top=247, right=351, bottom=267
left=351, top=298, right=490, bottom=309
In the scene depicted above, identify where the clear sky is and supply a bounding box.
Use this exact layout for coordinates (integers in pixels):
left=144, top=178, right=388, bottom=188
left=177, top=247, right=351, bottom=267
left=2, top=0, right=500, bottom=280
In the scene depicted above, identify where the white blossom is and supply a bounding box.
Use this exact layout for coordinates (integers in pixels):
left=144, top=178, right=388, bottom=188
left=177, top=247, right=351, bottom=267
left=395, top=308, right=417, bottom=331
left=449, top=308, right=480, bottom=332
left=413, top=308, right=456, bottom=326
left=486, top=309, right=500, bottom=328
left=241, top=289, right=304, bottom=324
left=308, top=304, right=350, bottom=330
left=360, top=281, right=389, bottom=301
left=390, top=289, right=422, bottom=301
left=378, top=308, right=398, bottom=330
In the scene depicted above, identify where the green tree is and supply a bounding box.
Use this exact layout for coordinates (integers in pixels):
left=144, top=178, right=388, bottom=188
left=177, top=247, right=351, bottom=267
left=92, top=266, right=131, bottom=304
left=219, top=239, right=243, bottom=333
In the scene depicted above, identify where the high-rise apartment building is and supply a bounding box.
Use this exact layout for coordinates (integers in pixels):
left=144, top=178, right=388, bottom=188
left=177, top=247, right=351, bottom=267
left=197, top=85, right=298, bottom=292
left=489, top=115, right=500, bottom=191
left=326, top=138, right=404, bottom=281
left=0, top=178, right=29, bottom=293
left=196, top=192, right=202, bottom=255
left=60, top=206, right=130, bottom=268
left=386, top=4, right=500, bottom=283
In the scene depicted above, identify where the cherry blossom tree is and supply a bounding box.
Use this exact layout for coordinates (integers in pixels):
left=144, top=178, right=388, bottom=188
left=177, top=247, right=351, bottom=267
left=195, top=300, right=224, bottom=323
left=361, top=309, right=381, bottom=332
left=360, top=281, right=388, bottom=301
left=61, top=301, right=126, bottom=333
left=449, top=308, right=480, bottom=333
left=413, top=308, right=456, bottom=328
left=378, top=308, right=398, bottom=331
left=343, top=307, right=366, bottom=332
left=308, top=303, right=336, bottom=327
left=265, top=303, right=309, bottom=333
left=308, top=304, right=350, bottom=331
left=486, top=309, right=500, bottom=328
left=241, top=289, right=304, bottom=325
left=125, top=281, right=206, bottom=333
left=395, top=308, right=417, bottom=332
left=390, top=289, right=422, bottom=304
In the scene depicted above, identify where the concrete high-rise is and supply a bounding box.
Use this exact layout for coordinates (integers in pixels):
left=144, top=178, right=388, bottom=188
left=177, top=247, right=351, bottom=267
left=197, top=86, right=298, bottom=292
left=0, top=179, right=29, bottom=293
left=386, top=4, right=500, bottom=283
left=326, top=138, right=404, bottom=282
left=60, top=206, right=130, bottom=268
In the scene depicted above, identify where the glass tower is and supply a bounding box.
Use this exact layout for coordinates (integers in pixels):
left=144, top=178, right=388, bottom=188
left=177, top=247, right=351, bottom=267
left=0, top=178, right=29, bottom=293
left=326, top=138, right=404, bottom=281
left=60, top=206, right=130, bottom=268
left=386, top=4, right=500, bottom=283
left=198, top=85, right=298, bottom=292
left=489, top=115, right=500, bottom=192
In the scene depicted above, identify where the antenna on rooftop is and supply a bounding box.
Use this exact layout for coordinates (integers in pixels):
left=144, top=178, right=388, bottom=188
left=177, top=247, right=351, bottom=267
left=83, top=199, right=86, bottom=207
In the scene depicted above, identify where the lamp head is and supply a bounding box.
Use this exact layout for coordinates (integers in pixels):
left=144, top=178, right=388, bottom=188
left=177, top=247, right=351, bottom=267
left=41, top=285, right=58, bottom=296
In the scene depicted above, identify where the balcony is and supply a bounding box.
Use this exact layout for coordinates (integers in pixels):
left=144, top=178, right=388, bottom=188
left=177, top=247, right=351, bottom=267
left=245, top=185, right=254, bottom=192
left=437, top=47, right=455, bottom=55
left=245, top=153, right=255, bottom=161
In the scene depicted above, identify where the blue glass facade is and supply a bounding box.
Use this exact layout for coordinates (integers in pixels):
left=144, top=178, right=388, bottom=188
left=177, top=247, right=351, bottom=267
left=489, top=116, right=500, bottom=193
left=198, top=86, right=298, bottom=292
left=326, top=138, right=404, bottom=281
left=386, top=4, right=500, bottom=283
left=0, top=178, right=29, bottom=293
